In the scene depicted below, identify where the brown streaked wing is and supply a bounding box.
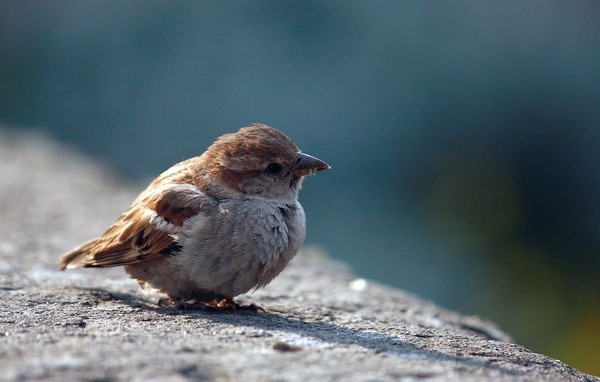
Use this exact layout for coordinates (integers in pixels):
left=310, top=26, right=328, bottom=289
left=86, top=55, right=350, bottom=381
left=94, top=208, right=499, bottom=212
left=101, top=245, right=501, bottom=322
left=83, top=184, right=217, bottom=267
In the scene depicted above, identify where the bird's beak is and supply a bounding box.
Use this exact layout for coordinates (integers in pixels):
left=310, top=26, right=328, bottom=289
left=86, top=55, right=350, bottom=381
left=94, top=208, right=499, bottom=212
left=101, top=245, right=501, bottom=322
left=293, top=152, right=331, bottom=177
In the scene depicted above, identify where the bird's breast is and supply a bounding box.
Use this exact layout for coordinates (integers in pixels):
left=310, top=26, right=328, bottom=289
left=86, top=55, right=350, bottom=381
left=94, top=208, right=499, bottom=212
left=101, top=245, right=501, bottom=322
left=175, top=197, right=306, bottom=296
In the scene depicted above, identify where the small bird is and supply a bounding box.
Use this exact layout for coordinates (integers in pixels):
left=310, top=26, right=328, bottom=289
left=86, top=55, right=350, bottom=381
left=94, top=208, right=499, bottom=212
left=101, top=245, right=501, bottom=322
left=59, top=124, right=330, bottom=310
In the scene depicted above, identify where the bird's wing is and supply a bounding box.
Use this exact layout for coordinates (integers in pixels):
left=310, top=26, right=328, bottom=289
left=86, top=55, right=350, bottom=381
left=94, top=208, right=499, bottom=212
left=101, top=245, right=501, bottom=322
left=59, top=183, right=218, bottom=269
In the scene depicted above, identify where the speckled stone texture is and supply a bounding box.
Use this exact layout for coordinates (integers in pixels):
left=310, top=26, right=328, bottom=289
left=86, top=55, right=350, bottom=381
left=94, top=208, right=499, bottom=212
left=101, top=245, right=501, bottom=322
left=0, top=128, right=597, bottom=381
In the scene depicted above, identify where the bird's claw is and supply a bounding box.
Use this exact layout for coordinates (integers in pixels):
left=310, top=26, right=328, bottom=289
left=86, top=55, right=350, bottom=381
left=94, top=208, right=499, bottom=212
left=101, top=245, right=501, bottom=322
left=158, top=297, right=264, bottom=312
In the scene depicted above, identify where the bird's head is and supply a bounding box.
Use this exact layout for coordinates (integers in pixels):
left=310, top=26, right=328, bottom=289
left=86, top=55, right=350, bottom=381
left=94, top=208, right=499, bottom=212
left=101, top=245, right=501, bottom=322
left=198, top=124, right=330, bottom=201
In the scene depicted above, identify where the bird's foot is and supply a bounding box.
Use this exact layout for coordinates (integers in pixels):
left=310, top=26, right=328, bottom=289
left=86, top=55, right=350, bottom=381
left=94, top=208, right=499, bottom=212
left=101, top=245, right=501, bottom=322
left=205, top=298, right=264, bottom=312
left=157, top=297, right=263, bottom=312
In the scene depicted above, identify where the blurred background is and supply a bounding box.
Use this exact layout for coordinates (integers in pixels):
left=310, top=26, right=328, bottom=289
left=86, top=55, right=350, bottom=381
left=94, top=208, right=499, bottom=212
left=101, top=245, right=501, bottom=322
left=1, top=1, right=598, bottom=374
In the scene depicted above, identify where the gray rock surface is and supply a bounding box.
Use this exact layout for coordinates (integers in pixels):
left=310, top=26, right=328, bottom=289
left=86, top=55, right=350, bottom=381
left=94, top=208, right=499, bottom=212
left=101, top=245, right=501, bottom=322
left=0, top=128, right=596, bottom=381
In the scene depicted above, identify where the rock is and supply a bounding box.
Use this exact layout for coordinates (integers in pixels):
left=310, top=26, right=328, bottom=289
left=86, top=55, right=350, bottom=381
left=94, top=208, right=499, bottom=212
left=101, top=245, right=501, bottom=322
left=0, top=128, right=596, bottom=381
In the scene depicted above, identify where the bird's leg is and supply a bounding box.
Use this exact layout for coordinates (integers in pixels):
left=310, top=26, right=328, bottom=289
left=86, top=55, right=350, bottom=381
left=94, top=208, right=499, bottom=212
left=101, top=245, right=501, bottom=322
left=158, top=296, right=263, bottom=312
left=204, top=298, right=264, bottom=312
left=158, top=296, right=188, bottom=309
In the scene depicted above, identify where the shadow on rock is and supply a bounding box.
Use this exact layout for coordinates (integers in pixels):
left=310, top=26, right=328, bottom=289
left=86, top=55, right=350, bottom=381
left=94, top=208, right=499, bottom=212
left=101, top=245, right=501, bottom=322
left=88, top=287, right=523, bottom=377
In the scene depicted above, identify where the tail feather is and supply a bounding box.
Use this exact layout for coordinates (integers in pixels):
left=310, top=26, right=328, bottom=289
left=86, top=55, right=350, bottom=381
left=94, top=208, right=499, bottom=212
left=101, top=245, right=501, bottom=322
left=58, top=238, right=99, bottom=270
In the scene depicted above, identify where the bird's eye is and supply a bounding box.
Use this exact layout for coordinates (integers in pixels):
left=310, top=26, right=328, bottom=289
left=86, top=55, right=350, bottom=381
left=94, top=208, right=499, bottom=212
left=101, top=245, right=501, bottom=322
left=264, top=163, right=282, bottom=175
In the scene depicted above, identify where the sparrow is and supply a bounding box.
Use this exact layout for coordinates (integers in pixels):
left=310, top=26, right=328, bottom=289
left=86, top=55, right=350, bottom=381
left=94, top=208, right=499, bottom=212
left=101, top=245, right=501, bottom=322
left=59, top=123, right=330, bottom=310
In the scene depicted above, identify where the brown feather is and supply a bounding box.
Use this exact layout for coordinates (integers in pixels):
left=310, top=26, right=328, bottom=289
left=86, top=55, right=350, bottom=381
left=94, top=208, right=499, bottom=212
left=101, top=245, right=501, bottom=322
left=59, top=183, right=214, bottom=269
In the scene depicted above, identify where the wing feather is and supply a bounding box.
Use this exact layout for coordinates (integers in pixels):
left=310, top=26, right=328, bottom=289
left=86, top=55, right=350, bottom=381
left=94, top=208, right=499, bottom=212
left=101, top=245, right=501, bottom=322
left=59, top=183, right=217, bottom=269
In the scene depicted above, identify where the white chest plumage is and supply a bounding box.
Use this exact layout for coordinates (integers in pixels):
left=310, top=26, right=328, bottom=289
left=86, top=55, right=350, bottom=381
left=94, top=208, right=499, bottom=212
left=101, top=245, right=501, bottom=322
left=175, top=197, right=306, bottom=298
